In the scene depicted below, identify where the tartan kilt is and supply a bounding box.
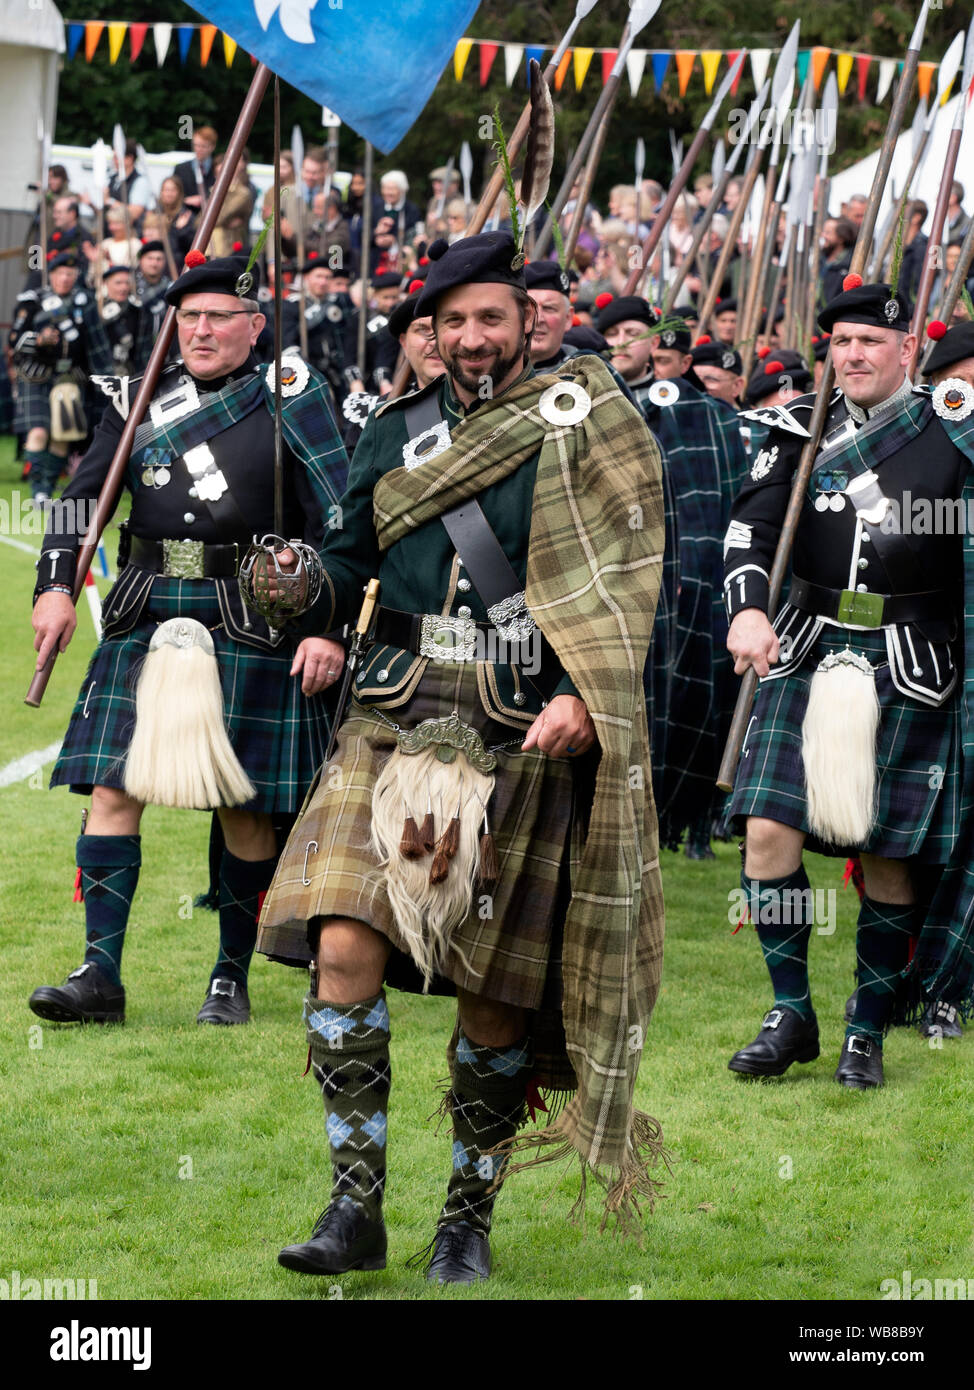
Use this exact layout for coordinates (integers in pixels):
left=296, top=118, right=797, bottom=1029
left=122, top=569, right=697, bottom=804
left=14, top=378, right=53, bottom=433
left=50, top=573, right=331, bottom=813
left=728, top=625, right=961, bottom=862
left=257, top=660, right=576, bottom=1011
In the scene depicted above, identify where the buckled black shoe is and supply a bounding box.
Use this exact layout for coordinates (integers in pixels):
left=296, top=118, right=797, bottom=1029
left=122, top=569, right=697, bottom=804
left=278, top=1198, right=387, bottom=1274
left=424, top=1221, right=491, bottom=1285
left=918, top=1001, right=963, bottom=1039
left=834, top=1034, right=884, bottom=1089
left=196, top=978, right=250, bottom=1025
left=728, top=1006, right=819, bottom=1077
left=29, top=962, right=125, bottom=1025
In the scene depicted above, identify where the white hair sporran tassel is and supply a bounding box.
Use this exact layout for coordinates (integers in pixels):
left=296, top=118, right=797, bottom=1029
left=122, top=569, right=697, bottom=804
left=801, top=649, right=880, bottom=846
left=123, top=618, right=256, bottom=810
left=370, top=745, right=494, bottom=990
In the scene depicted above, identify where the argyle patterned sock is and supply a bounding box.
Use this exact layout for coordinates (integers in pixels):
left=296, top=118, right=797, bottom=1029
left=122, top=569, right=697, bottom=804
left=78, top=834, right=141, bottom=987
left=848, top=898, right=920, bottom=1045
left=24, top=448, right=62, bottom=498
left=743, top=866, right=816, bottom=1021
left=438, top=1032, right=532, bottom=1236
left=210, top=850, right=276, bottom=989
left=306, top=991, right=391, bottom=1222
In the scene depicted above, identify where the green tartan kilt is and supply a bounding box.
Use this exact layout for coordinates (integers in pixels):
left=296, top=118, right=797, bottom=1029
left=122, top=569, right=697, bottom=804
left=256, top=660, right=576, bottom=1012
left=14, top=379, right=53, bottom=433
left=50, top=573, right=331, bottom=814
left=728, top=626, right=961, bottom=862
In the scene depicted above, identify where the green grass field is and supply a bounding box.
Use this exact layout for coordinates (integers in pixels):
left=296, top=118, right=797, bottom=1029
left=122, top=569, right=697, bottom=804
left=1, top=435, right=971, bottom=1302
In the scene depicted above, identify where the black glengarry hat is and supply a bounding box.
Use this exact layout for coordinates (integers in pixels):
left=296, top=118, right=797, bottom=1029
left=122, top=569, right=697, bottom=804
left=165, top=253, right=261, bottom=307
left=414, top=233, right=526, bottom=317
left=818, top=276, right=912, bottom=334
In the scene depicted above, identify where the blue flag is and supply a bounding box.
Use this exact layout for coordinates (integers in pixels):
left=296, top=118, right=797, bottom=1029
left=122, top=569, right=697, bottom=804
left=191, top=1, right=480, bottom=152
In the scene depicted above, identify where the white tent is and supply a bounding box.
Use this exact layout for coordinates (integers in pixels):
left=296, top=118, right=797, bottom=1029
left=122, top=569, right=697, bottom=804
left=0, top=0, right=64, bottom=324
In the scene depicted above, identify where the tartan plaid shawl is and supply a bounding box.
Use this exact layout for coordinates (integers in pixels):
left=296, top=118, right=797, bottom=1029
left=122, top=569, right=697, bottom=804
left=372, top=356, right=669, bottom=1223
left=790, top=388, right=974, bottom=1015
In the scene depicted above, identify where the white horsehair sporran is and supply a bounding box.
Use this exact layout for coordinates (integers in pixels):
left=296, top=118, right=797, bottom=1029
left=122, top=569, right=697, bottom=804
left=801, top=647, right=880, bottom=845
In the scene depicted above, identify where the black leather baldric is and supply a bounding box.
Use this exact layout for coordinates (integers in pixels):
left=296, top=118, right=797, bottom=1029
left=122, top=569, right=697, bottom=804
left=128, top=535, right=240, bottom=577
left=788, top=576, right=949, bottom=627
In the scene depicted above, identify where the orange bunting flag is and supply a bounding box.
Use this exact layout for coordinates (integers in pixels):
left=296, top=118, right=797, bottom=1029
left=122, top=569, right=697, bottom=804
left=811, top=47, right=831, bottom=91
left=199, top=24, right=217, bottom=66
left=223, top=33, right=237, bottom=67
left=917, top=60, right=936, bottom=103
left=574, top=46, right=594, bottom=89
left=701, top=50, right=721, bottom=95
left=84, top=21, right=104, bottom=61
left=555, top=48, right=572, bottom=91
left=129, top=22, right=148, bottom=62
left=107, top=22, right=126, bottom=64
left=454, top=38, right=473, bottom=81
left=675, top=51, right=696, bottom=97
left=836, top=52, right=854, bottom=95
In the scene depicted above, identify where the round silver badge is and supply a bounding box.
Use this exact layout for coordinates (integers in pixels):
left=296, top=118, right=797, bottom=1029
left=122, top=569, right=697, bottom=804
left=648, top=380, right=680, bottom=407
left=828, top=493, right=846, bottom=512
left=538, top=381, right=592, bottom=427
left=932, top=376, right=974, bottom=422
left=326, top=304, right=344, bottom=323
left=814, top=494, right=830, bottom=512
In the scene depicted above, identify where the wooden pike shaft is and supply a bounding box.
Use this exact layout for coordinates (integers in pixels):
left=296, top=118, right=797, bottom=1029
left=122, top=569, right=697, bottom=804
left=918, top=210, right=974, bottom=372
left=717, top=36, right=926, bottom=790
left=871, top=131, right=927, bottom=278
left=664, top=155, right=741, bottom=314
left=696, top=148, right=765, bottom=333
left=623, top=124, right=716, bottom=298
left=25, top=62, right=274, bottom=708
left=738, top=168, right=777, bottom=377
left=909, top=123, right=965, bottom=371
left=783, top=230, right=797, bottom=347
left=563, top=88, right=618, bottom=266
left=803, top=175, right=830, bottom=343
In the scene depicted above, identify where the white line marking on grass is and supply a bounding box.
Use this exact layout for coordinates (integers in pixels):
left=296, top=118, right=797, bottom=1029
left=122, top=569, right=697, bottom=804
left=0, top=742, right=63, bottom=788
left=0, top=533, right=41, bottom=557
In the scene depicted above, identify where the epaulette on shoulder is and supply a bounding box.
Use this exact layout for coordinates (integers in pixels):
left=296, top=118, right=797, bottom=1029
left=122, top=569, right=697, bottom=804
left=373, top=374, right=439, bottom=418
left=89, top=373, right=131, bottom=419
left=16, top=289, right=39, bottom=304
left=737, top=401, right=812, bottom=438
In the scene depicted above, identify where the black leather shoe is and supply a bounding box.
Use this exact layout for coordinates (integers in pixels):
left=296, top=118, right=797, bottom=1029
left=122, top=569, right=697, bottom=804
left=29, top=962, right=125, bottom=1024
left=425, top=1221, right=491, bottom=1285
left=918, top=1001, right=963, bottom=1039
left=196, top=978, right=250, bottom=1025
left=684, top=843, right=716, bottom=861
left=728, top=1006, right=819, bottom=1077
left=278, top=1199, right=386, bottom=1274
left=834, top=1034, right=884, bottom=1089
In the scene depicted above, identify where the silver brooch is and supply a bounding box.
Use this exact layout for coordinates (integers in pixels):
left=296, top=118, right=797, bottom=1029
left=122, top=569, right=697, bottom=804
left=342, top=391, right=379, bottom=425
left=402, top=420, right=452, bottom=470
left=883, top=299, right=899, bottom=324
left=648, top=379, right=680, bottom=407
left=932, top=376, right=974, bottom=421
left=235, top=271, right=254, bottom=297
left=538, top=380, right=591, bottom=427
left=265, top=356, right=310, bottom=397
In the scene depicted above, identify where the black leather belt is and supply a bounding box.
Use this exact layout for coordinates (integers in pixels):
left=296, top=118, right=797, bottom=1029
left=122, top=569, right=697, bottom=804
left=374, top=606, right=495, bottom=651
left=129, top=535, right=240, bottom=578
left=789, top=576, right=948, bottom=627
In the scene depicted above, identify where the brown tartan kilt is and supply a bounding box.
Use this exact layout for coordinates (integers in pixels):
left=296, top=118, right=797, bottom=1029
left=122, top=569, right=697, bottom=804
left=256, top=662, right=577, bottom=1012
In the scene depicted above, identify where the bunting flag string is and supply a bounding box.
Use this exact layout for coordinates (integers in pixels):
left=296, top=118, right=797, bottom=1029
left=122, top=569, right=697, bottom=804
left=57, top=23, right=958, bottom=110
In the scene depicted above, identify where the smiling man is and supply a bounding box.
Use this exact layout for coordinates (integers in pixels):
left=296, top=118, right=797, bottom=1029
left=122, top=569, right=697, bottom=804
left=29, top=253, right=348, bottom=1030
left=257, top=232, right=666, bottom=1286
left=723, top=279, right=974, bottom=1089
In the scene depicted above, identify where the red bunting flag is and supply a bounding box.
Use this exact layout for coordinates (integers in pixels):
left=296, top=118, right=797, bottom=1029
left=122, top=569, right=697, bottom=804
left=129, top=22, right=148, bottom=62
left=856, top=53, right=871, bottom=102
left=479, top=41, right=498, bottom=86
left=726, top=50, right=744, bottom=94
left=601, top=50, right=617, bottom=86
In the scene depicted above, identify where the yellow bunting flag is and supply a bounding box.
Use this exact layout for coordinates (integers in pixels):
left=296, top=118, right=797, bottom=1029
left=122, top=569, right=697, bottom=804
left=454, top=38, right=473, bottom=81
left=199, top=24, right=217, bottom=66
left=555, top=48, right=572, bottom=92
left=700, top=50, right=721, bottom=96
left=836, top=52, right=854, bottom=95
left=811, top=47, right=831, bottom=91
left=107, top=22, right=126, bottom=64
left=675, top=51, right=697, bottom=96
left=223, top=33, right=237, bottom=67
left=84, top=21, right=104, bottom=61
left=917, top=61, right=936, bottom=103
left=574, top=47, right=594, bottom=88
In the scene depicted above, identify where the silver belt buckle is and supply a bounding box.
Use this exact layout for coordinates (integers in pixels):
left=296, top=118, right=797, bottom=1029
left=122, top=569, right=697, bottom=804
left=419, top=613, right=478, bottom=662
left=162, top=538, right=206, bottom=579
left=487, top=591, right=536, bottom=643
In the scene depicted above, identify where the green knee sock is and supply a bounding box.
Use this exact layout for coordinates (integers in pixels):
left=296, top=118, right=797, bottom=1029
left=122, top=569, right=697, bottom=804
left=211, top=850, right=276, bottom=988
left=79, top=834, right=141, bottom=987
left=848, top=898, right=920, bottom=1045
left=306, top=991, right=391, bottom=1221
left=25, top=448, right=63, bottom=498
left=743, top=866, right=815, bottom=1020
left=439, top=1032, right=532, bottom=1236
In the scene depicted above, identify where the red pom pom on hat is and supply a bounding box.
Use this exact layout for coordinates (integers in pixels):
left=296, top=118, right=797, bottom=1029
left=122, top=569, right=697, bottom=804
left=418, top=256, right=430, bottom=266
left=184, top=250, right=207, bottom=268
left=756, top=345, right=771, bottom=359
left=696, top=334, right=712, bottom=344
left=842, top=273, right=863, bottom=291
left=927, top=320, right=948, bottom=341
left=232, top=241, right=243, bottom=253
left=407, top=278, right=424, bottom=294
left=595, top=292, right=614, bottom=310
left=571, top=315, right=581, bottom=326
left=764, top=359, right=785, bottom=375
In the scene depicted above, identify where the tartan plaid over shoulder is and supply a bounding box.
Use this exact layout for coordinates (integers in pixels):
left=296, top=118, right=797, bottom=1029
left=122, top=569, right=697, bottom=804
left=372, top=355, right=669, bottom=1221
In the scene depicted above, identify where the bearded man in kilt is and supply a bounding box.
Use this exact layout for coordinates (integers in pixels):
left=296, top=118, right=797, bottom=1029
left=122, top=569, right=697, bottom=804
left=256, top=232, right=667, bottom=1284
left=724, top=279, right=974, bottom=1089
left=28, top=254, right=348, bottom=1028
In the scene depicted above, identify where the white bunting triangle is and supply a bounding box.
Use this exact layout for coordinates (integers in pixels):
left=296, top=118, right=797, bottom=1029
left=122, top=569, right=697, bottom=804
left=875, top=58, right=896, bottom=104
left=504, top=44, right=524, bottom=88
left=153, top=22, right=172, bottom=67
left=750, top=49, right=770, bottom=93
left=626, top=48, right=647, bottom=97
